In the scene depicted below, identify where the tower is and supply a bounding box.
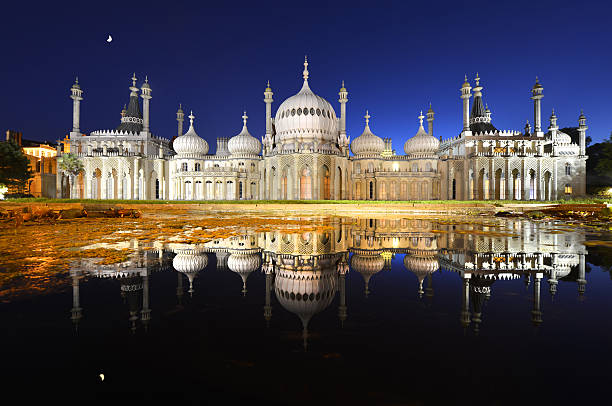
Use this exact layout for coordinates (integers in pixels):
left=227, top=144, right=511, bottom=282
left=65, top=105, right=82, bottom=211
left=460, top=75, right=472, bottom=134
left=70, top=77, right=83, bottom=136
left=140, top=76, right=152, bottom=134
left=176, top=104, right=184, bottom=136
left=578, top=110, right=587, bottom=156
left=263, top=80, right=274, bottom=154
left=338, top=80, right=349, bottom=155
left=426, top=103, right=434, bottom=137
left=531, top=77, right=544, bottom=136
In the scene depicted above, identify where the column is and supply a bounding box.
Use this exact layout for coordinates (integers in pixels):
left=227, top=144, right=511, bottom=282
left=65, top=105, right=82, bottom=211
left=313, top=159, right=319, bottom=200
left=134, top=159, right=140, bottom=200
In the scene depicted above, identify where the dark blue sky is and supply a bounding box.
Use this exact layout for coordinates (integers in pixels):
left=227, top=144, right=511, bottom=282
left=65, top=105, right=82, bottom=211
left=2, top=0, right=611, bottom=151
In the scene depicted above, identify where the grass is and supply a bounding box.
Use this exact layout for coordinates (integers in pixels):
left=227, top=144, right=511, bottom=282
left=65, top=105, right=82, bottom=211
left=1, top=197, right=609, bottom=205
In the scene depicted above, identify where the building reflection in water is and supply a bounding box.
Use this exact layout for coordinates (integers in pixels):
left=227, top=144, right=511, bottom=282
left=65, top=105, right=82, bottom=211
left=67, top=217, right=589, bottom=345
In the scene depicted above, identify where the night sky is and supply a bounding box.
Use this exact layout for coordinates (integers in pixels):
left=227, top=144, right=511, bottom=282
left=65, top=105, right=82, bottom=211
left=2, top=0, right=611, bottom=150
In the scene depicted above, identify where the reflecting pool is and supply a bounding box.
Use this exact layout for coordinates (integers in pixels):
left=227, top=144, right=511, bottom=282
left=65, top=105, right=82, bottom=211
left=2, top=215, right=611, bottom=404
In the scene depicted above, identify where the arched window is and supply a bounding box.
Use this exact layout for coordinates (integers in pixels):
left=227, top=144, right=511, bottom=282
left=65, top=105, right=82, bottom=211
left=251, top=162, right=256, bottom=172
left=181, top=162, right=188, bottom=171
left=195, top=163, right=201, bottom=171
left=425, top=162, right=432, bottom=172
left=300, top=167, right=312, bottom=199
left=565, top=164, right=571, bottom=176
left=565, top=184, right=572, bottom=195
left=369, top=181, right=374, bottom=199
left=412, top=163, right=418, bottom=172
left=355, top=163, right=361, bottom=174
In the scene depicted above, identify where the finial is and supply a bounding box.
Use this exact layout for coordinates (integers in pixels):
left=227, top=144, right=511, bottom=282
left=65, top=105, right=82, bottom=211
left=464, top=74, right=467, bottom=82
left=475, top=72, right=480, bottom=86
left=145, top=75, right=148, bottom=83
left=267, top=79, right=270, bottom=87
left=418, top=111, right=424, bottom=126
left=131, top=72, right=137, bottom=87
left=242, top=111, right=248, bottom=126
left=303, top=55, right=309, bottom=81
left=75, top=76, right=79, bottom=84
left=123, top=103, right=127, bottom=110
left=189, top=110, right=195, bottom=125
left=179, top=103, right=182, bottom=109
left=342, top=80, right=345, bottom=88
left=364, top=110, right=370, bottom=126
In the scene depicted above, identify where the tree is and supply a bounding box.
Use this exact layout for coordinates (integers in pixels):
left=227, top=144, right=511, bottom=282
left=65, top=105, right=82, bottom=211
left=58, top=153, right=84, bottom=176
left=0, top=141, right=33, bottom=193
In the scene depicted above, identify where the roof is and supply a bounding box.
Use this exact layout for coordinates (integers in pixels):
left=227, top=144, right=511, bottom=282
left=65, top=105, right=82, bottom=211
left=116, top=94, right=143, bottom=133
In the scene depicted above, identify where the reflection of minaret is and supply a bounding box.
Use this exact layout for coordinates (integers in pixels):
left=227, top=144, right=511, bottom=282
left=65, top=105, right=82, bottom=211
left=176, top=272, right=184, bottom=306
left=70, top=270, right=83, bottom=331
left=532, top=273, right=543, bottom=328
left=460, top=275, right=471, bottom=330
left=141, top=270, right=151, bottom=332
left=425, top=273, right=434, bottom=304
left=577, top=253, right=586, bottom=299
left=263, top=261, right=274, bottom=326
left=337, top=258, right=349, bottom=327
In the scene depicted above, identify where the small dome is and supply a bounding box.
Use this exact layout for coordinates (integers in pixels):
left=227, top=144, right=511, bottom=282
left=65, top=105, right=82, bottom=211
left=555, top=131, right=572, bottom=144
left=173, top=111, right=209, bottom=155
left=227, top=112, right=261, bottom=156
left=404, top=112, right=439, bottom=156
left=461, top=75, right=471, bottom=88
left=173, top=250, right=208, bottom=273
left=351, top=111, right=385, bottom=156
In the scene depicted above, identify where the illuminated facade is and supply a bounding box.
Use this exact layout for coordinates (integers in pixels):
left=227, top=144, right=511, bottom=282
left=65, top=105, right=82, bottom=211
left=59, top=63, right=587, bottom=201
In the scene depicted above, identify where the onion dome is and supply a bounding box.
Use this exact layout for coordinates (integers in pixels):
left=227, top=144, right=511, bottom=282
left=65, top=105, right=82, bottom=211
left=403, top=254, right=439, bottom=297
left=141, top=75, right=150, bottom=89
left=116, top=73, right=144, bottom=133
left=274, top=57, right=339, bottom=152
left=228, top=112, right=261, bottom=156
left=351, top=110, right=385, bottom=156
left=461, top=74, right=471, bottom=89
left=404, top=111, right=440, bottom=156
left=172, top=111, right=209, bottom=156
left=173, top=249, right=208, bottom=296
left=350, top=253, right=385, bottom=296
left=227, top=251, right=262, bottom=295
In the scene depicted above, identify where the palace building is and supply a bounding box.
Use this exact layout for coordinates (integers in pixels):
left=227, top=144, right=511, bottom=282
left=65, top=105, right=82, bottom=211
left=58, top=59, right=587, bottom=201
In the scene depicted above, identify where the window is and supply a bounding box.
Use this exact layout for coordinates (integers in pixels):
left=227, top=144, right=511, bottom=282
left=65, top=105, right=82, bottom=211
left=565, top=164, right=571, bottom=176
left=412, top=163, right=418, bottom=172
left=195, top=163, right=201, bottom=171
left=565, top=184, right=572, bottom=194
left=181, top=162, right=188, bottom=171
left=291, top=109, right=296, bottom=116
left=297, top=108, right=302, bottom=115
left=310, top=108, right=315, bottom=115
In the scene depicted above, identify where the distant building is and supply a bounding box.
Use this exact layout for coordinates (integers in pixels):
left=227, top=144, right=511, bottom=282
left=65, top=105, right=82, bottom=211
left=4, top=130, right=57, bottom=197
left=58, top=62, right=587, bottom=201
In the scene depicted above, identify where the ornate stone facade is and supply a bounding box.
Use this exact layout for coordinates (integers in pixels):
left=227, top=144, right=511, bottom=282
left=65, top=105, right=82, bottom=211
left=58, top=66, right=587, bottom=201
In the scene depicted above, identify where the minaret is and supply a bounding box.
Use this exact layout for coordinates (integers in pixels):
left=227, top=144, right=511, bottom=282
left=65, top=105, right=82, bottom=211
left=176, top=104, right=184, bottom=136
left=578, top=110, right=588, bottom=156
left=263, top=80, right=274, bottom=154
left=460, top=275, right=471, bottom=331
left=70, top=77, right=83, bottom=136
left=70, top=269, right=82, bottom=332
left=531, top=77, right=544, bottom=136
left=426, top=103, right=434, bottom=137
left=549, top=109, right=559, bottom=146
left=460, top=75, right=472, bottom=134
left=524, top=119, right=532, bottom=136
left=531, top=273, right=543, bottom=328
left=337, top=258, right=349, bottom=327
left=263, top=260, right=274, bottom=326
left=141, top=75, right=152, bottom=134
left=338, top=81, right=349, bottom=155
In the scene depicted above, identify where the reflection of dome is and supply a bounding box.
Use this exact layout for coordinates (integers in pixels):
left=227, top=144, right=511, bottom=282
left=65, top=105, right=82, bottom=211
left=350, top=253, right=385, bottom=295
left=403, top=255, right=439, bottom=297
left=228, top=112, right=261, bottom=156
left=173, top=112, right=209, bottom=155
left=351, top=111, right=384, bottom=156
left=173, top=250, right=208, bottom=295
left=274, top=268, right=337, bottom=328
left=404, top=112, right=439, bottom=156
left=227, top=252, right=262, bottom=294
left=274, top=58, right=338, bottom=152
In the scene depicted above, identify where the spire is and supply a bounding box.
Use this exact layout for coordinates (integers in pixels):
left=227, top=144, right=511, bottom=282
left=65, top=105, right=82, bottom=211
left=475, top=72, right=480, bottom=87
left=418, top=110, right=424, bottom=127
left=189, top=110, right=195, bottom=127
left=364, top=110, right=370, bottom=126
left=303, top=55, right=309, bottom=81
left=131, top=72, right=137, bottom=87
left=242, top=111, right=248, bottom=127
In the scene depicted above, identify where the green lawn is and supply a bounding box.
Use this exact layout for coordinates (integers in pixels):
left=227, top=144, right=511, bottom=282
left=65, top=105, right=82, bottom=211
left=1, top=198, right=608, bottom=205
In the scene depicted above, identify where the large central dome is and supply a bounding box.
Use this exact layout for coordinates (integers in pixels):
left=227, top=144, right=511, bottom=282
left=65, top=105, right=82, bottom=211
left=274, top=57, right=339, bottom=152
